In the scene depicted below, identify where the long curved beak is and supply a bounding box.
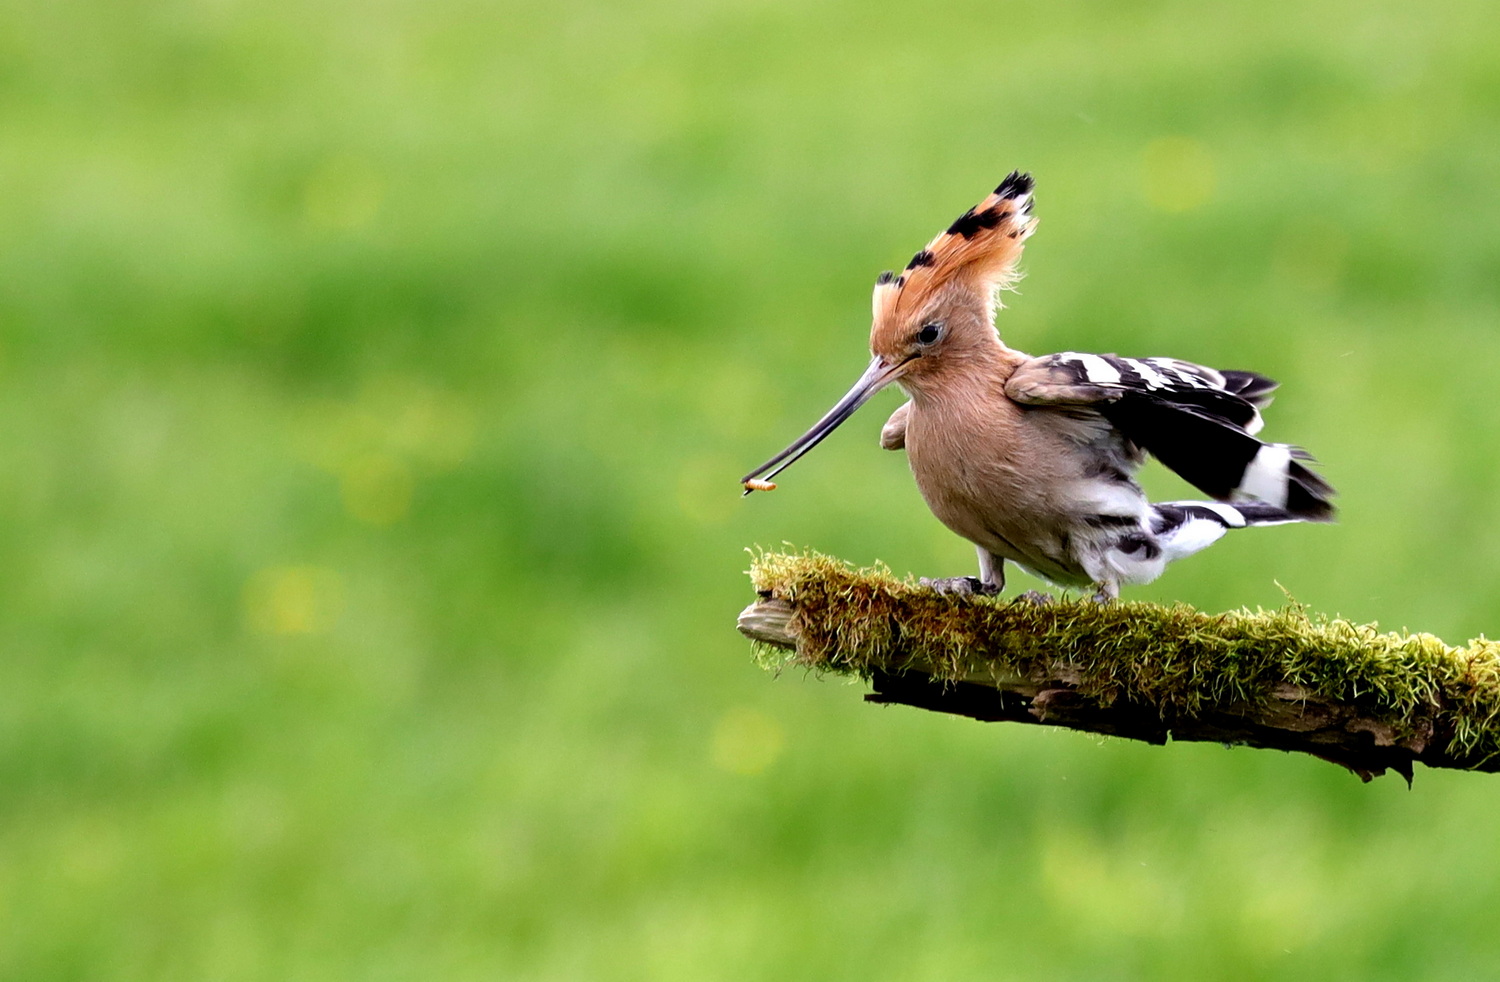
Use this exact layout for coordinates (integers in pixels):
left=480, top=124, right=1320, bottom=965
left=741, top=355, right=909, bottom=494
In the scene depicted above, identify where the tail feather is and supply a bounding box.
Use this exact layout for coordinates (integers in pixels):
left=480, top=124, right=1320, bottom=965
left=1150, top=500, right=1306, bottom=563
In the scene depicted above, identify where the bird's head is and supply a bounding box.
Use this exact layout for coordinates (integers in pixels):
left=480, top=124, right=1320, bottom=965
left=741, top=173, right=1038, bottom=493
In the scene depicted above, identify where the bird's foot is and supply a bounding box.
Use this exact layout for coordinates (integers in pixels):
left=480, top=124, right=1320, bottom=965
left=1013, top=590, right=1055, bottom=606
left=1088, top=588, right=1117, bottom=605
left=920, top=576, right=999, bottom=597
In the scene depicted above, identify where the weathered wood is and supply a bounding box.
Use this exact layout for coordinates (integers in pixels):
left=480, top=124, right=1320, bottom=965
left=738, top=597, right=1483, bottom=782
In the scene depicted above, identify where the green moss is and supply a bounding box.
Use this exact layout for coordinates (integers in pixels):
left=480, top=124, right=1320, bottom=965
left=748, top=550, right=1500, bottom=765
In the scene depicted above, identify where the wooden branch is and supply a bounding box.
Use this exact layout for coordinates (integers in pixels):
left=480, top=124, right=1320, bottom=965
left=738, top=553, right=1500, bottom=782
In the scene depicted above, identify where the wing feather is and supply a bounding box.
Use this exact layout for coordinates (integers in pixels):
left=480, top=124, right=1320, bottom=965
left=1006, top=352, right=1333, bottom=520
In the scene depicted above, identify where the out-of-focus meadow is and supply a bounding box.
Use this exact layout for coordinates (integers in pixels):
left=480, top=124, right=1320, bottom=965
left=3, top=0, right=1500, bottom=977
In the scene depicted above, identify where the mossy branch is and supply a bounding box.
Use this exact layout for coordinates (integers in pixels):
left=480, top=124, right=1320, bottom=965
left=737, top=550, right=1500, bottom=782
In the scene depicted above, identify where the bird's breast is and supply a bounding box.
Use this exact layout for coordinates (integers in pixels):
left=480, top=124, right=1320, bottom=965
left=907, top=400, right=1058, bottom=515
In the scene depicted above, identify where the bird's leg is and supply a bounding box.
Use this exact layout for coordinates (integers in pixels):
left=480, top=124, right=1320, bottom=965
left=976, top=547, right=1005, bottom=593
left=920, top=547, right=1004, bottom=597
left=1089, top=579, right=1120, bottom=604
left=977, top=548, right=1053, bottom=604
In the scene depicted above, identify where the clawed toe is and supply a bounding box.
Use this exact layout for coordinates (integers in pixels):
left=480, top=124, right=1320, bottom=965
left=920, top=576, right=999, bottom=597
left=1013, top=590, right=1055, bottom=606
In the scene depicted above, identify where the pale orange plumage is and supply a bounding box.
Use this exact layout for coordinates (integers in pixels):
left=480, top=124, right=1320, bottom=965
left=871, top=172, right=1037, bottom=328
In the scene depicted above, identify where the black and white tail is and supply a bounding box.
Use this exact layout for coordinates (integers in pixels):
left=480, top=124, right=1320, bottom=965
left=1150, top=501, right=1305, bottom=563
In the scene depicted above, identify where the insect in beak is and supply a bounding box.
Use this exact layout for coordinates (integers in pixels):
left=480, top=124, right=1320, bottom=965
left=741, top=355, right=912, bottom=494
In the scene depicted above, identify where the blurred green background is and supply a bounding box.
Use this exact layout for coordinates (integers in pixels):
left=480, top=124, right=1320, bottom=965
left=3, top=0, right=1500, bottom=978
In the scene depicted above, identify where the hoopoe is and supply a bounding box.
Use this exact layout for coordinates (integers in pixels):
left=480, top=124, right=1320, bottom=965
left=742, top=173, right=1334, bottom=601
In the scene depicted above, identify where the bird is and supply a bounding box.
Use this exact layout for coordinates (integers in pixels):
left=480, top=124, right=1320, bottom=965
left=740, top=172, right=1334, bottom=602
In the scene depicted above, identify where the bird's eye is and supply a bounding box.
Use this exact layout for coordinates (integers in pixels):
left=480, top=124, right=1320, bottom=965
left=916, top=321, right=944, bottom=346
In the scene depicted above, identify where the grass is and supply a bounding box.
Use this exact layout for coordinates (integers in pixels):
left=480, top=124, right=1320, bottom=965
left=5, top=0, right=1500, bottom=978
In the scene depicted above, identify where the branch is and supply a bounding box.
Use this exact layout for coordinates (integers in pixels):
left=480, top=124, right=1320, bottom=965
left=737, top=551, right=1500, bottom=782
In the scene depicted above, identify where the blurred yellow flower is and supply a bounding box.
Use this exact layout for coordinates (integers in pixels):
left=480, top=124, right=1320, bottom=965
left=243, top=566, right=345, bottom=636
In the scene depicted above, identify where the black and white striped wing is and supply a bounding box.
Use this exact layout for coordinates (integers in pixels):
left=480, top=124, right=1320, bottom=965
left=1006, top=352, right=1334, bottom=521
left=1007, top=353, right=1274, bottom=429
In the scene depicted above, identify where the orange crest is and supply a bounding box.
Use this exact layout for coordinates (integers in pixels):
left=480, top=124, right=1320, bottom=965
left=871, top=172, right=1038, bottom=324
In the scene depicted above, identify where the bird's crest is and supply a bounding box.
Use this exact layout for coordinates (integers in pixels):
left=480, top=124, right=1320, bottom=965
left=872, top=172, right=1038, bottom=323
